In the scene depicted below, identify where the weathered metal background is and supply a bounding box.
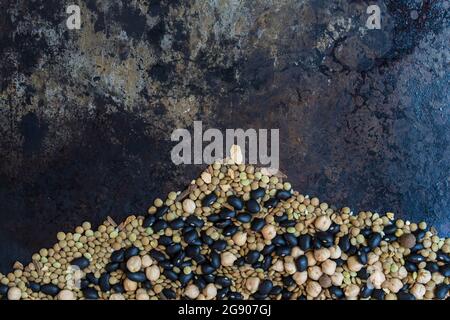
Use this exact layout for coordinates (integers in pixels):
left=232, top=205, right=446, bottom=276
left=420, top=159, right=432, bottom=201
left=0, top=0, right=449, bottom=272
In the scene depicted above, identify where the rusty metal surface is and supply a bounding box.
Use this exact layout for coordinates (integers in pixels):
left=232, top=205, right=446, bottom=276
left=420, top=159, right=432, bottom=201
left=0, top=0, right=449, bottom=272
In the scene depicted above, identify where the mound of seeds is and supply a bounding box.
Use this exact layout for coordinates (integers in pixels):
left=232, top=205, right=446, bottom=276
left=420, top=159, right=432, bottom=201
left=0, top=162, right=449, bottom=300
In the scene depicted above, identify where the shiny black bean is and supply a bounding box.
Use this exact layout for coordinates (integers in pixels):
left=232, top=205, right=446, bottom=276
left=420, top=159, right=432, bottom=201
left=104, top=262, right=119, bottom=273
left=142, top=281, right=152, bottom=290
left=270, top=285, right=283, bottom=296
left=169, top=217, right=185, bottom=229
left=83, top=287, right=99, bottom=300
left=435, top=284, right=449, bottom=300
left=201, top=232, right=214, bottom=246
left=223, top=224, right=239, bottom=236
left=410, top=243, right=424, bottom=252
left=27, top=282, right=41, bottom=293
left=275, top=246, right=291, bottom=256
left=150, top=249, right=166, bottom=262
left=186, top=216, right=204, bottom=228
left=158, top=235, right=173, bottom=246
left=154, top=205, right=169, bottom=218
left=216, top=276, right=232, bottom=287
left=295, top=255, right=308, bottom=272
left=274, top=214, right=288, bottom=223
left=279, top=219, right=296, bottom=227
left=335, top=258, right=345, bottom=266
left=246, top=250, right=260, bottom=264
left=357, top=248, right=368, bottom=265
left=297, top=295, right=307, bottom=300
left=316, top=232, right=334, bottom=248
left=195, top=278, right=206, bottom=290
left=405, top=261, right=418, bottom=272
left=219, top=208, right=236, bottom=219
left=246, top=199, right=260, bottom=213
left=228, top=195, right=244, bottom=210
left=112, top=284, right=125, bottom=293
left=282, top=276, right=294, bottom=287
left=179, top=273, right=194, bottom=286
left=347, top=245, right=358, bottom=256
left=79, top=279, right=89, bottom=290
left=329, top=286, right=344, bottom=299
left=110, top=248, right=125, bottom=262
left=210, top=251, right=221, bottom=268
left=163, top=270, right=178, bottom=281
left=173, top=251, right=186, bottom=266
left=299, top=234, right=313, bottom=251
left=250, top=187, right=266, bottom=200
left=383, top=224, right=397, bottom=234
left=436, top=251, right=450, bottom=263
left=185, top=245, right=200, bottom=258
left=162, top=288, right=176, bottom=300
left=217, top=288, right=229, bottom=300
left=178, top=260, right=192, bottom=268
left=215, top=219, right=232, bottom=229
left=86, top=272, right=99, bottom=284
left=372, top=289, right=385, bottom=300
left=202, top=193, right=218, bottom=207
left=357, top=268, right=369, bottom=280
left=361, top=228, right=372, bottom=237
left=338, top=235, right=350, bottom=252
left=368, top=233, right=382, bottom=249
left=264, top=198, right=278, bottom=209
left=276, top=190, right=291, bottom=200
left=71, top=257, right=90, bottom=269
left=262, top=256, right=273, bottom=271
left=143, top=215, right=156, bottom=228
left=152, top=219, right=168, bottom=233
left=166, top=243, right=182, bottom=256
left=124, top=246, right=140, bottom=259
left=440, top=264, right=450, bottom=277
left=281, top=289, right=293, bottom=300
left=284, top=233, right=298, bottom=246
left=328, top=223, right=341, bottom=235
left=0, top=284, right=8, bottom=296
left=41, top=284, right=60, bottom=296
left=193, top=254, right=206, bottom=265
left=207, top=214, right=220, bottom=222
left=251, top=218, right=265, bottom=231
left=203, top=274, right=215, bottom=283
left=234, top=257, right=245, bottom=267
left=272, top=235, right=286, bottom=246
left=425, top=262, right=440, bottom=273
left=159, top=260, right=174, bottom=269
left=407, top=254, right=425, bottom=264
left=360, top=285, right=373, bottom=298
left=228, top=292, right=243, bottom=300
left=253, top=293, right=267, bottom=300
left=126, top=272, right=146, bottom=282
left=397, top=292, right=415, bottom=300
left=258, top=280, right=273, bottom=295
left=202, top=264, right=215, bottom=275
left=415, top=230, right=426, bottom=241
left=184, top=230, right=200, bottom=245
left=261, top=244, right=276, bottom=255
left=236, top=213, right=252, bottom=223
left=99, top=273, right=111, bottom=291
left=313, top=238, right=322, bottom=249
left=383, top=235, right=397, bottom=242
left=212, top=240, right=227, bottom=252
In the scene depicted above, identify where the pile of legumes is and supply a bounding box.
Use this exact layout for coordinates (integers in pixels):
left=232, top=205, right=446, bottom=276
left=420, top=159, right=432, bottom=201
left=0, top=162, right=449, bottom=300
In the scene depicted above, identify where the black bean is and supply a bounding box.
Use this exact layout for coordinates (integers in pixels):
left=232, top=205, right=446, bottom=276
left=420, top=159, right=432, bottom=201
left=440, top=264, right=450, bottom=277
left=203, top=274, right=216, bottom=283
left=79, top=279, right=89, bottom=290
left=86, top=272, right=99, bottom=284
left=252, top=292, right=267, bottom=300
left=276, top=190, right=291, bottom=200
left=261, top=244, right=276, bottom=255
left=361, top=228, right=372, bottom=237
left=153, top=219, right=168, bottom=233
left=212, top=240, right=227, bottom=252
left=246, top=199, right=260, bottom=213
left=186, top=215, right=205, bottom=228
left=347, top=245, right=357, bottom=256
left=281, top=289, right=293, bottom=300
left=263, top=198, right=278, bottom=209
left=262, top=256, right=273, bottom=271
left=250, top=187, right=266, bottom=200
left=407, top=254, right=425, bottom=264
left=404, top=261, right=418, bottom=272
left=316, top=232, right=334, bottom=248
left=295, top=255, right=308, bottom=272
left=104, top=261, right=119, bottom=272
left=216, top=276, right=232, bottom=287
left=328, top=223, right=341, bottom=235
left=246, top=250, right=261, bottom=264
left=299, top=234, right=313, bottom=251
left=312, top=238, right=322, bottom=249
left=270, top=285, right=283, bottom=296
left=202, top=193, right=218, bottom=207
left=329, top=286, right=344, bottom=299
left=193, top=254, right=206, bottom=265
left=397, top=292, right=415, bottom=300
left=219, top=208, right=236, bottom=219
left=217, top=288, right=229, bottom=300
left=234, top=257, right=245, bottom=267
left=338, top=235, right=350, bottom=252
left=258, top=280, right=273, bottom=295
left=83, top=287, right=99, bottom=300
left=99, top=273, right=111, bottom=292
left=194, top=278, right=206, bottom=290
left=160, top=260, right=174, bottom=269
left=169, top=217, right=185, bottom=229
left=157, top=235, right=172, bottom=246
left=0, top=284, right=8, bottom=296
left=150, top=249, right=166, bottom=262
left=436, top=251, right=450, bottom=263
left=372, top=289, right=385, bottom=300
left=297, top=295, right=307, bottom=300
left=400, top=283, right=410, bottom=292
left=236, top=213, right=252, bottom=223
left=110, top=249, right=125, bottom=262
left=70, top=257, right=90, bottom=269
left=368, top=233, right=382, bottom=249
left=415, top=230, right=426, bottom=241
left=215, top=219, right=232, bottom=229
left=126, top=271, right=146, bottom=283
left=202, top=264, right=215, bottom=275
left=124, top=246, right=140, bottom=260
left=335, top=258, right=345, bottom=267
left=383, top=235, right=397, bottom=243
left=410, top=243, right=424, bottom=252
left=275, top=246, right=291, bottom=257
left=41, top=284, right=60, bottom=296
left=162, top=288, right=176, bottom=299
left=184, top=230, right=200, bottom=245
left=155, top=205, right=169, bottom=218
left=425, top=262, right=440, bottom=273
left=185, top=245, right=200, bottom=258
left=383, top=224, right=397, bottom=235
left=435, top=284, right=449, bottom=300
left=360, top=284, right=373, bottom=298
left=251, top=218, right=265, bottom=232
left=228, top=292, right=243, bottom=300
left=112, top=284, right=125, bottom=293
left=272, top=235, right=286, bottom=246
left=207, top=214, right=220, bottom=222
left=179, top=260, right=192, bottom=268
left=210, top=251, right=221, bottom=268
left=223, top=224, right=239, bottom=236
left=166, top=243, right=182, bottom=256
left=282, top=276, right=294, bottom=287
left=279, top=219, right=296, bottom=228
left=163, top=270, right=178, bottom=281
left=228, top=195, right=244, bottom=210
left=179, top=273, right=194, bottom=286
left=27, top=282, right=41, bottom=293
left=201, top=232, right=214, bottom=246
left=357, top=268, right=369, bottom=280
left=284, top=233, right=298, bottom=246
left=357, top=248, right=368, bottom=265
left=142, top=281, right=153, bottom=290
left=173, top=251, right=186, bottom=266
left=274, top=214, right=288, bottom=223
left=143, top=215, right=156, bottom=228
